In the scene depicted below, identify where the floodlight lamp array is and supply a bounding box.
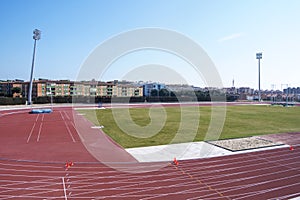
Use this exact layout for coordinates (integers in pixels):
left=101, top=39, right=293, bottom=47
left=256, top=52, right=262, bottom=59
left=33, top=29, right=41, bottom=40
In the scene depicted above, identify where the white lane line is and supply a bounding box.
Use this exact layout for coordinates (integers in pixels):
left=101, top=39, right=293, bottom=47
left=62, top=177, right=68, bottom=200
left=226, top=182, right=300, bottom=200
left=60, top=111, right=65, bottom=121
left=175, top=148, right=300, bottom=172
left=27, top=114, right=40, bottom=143
left=26, top=123, right=36, bottom=143
left=64, top=121, right=76, bottom=143
left=64, top=111, right=70, bottom=120
left=70, top=121, right=81, bottom=141
left=185, top=156, right=300, bottom=182
left=35, top=114, right=40, bottom=122
left=36, top=123, right=43, bottom=142
left=60, top=111, right=75, bottom=142
left=0, top=110, right=29, bottom=117
left=67, top=173, right=193, bottom=195
left=0, top=176, right=64, bottom=188
left=213, top=174, right=300, bottom=200
left=0, top=163, right=61, bottom=170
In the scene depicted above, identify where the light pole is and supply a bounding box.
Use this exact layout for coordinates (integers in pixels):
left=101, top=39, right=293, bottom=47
left=28, top=29, right=41, bottom=105
left=256, top=52, right=262, bottom=102
left=271, top=84, right=276, bottom=103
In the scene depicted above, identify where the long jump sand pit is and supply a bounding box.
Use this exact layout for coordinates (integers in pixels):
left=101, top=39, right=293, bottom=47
left=208, top=136, right=285, bottom=151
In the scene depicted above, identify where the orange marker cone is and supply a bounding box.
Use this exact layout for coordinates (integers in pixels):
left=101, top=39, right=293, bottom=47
left=173, top=158, right=179, bottom=166
left=65, top=162, right=70, bottom=170
left=65, top=161, right=74, bottom=170
left=290, top=145, right=294, bottom=151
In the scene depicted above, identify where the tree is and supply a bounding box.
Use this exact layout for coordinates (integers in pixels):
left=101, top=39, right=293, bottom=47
left=150, top=89, right=158, bottom=96
left=159, top=88, right=169, bottom=96
left=11, top=87, right=21, bottom=94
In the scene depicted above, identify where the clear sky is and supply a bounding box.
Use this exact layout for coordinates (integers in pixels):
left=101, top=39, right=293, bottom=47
left=1, top=0, right=300, bottom=90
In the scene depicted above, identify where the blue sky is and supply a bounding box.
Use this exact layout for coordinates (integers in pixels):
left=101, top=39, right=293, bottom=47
left=1, top=0, right=300, bottom=89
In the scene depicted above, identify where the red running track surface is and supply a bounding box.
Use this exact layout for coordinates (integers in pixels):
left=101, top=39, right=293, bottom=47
left=0, top=107, right=300, bottom=199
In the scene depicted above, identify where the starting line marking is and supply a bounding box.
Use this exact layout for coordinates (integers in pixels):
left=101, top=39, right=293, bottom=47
left=62, top=177, right=68, bottom=200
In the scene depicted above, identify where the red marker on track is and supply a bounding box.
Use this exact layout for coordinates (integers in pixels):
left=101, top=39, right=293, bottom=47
left=65, top=162, right=70, bottom=170
left=173, top=158, right=179, bottom=166
left=65, top=161, right=74, bottom=170
left=289, top=145, right=294, bottom=151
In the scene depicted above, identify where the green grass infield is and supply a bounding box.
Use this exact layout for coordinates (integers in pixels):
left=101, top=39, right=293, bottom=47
left=78, top=105, right=300, bottom=148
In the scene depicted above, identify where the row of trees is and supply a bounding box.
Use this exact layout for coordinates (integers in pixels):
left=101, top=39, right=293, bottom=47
left=150, top=88, right=226, bottom=101
left=0, top=87, right=22, bottom=97
left=0, top=88, right=229, bottom=105
left=151, top=88, right=211, bottom=97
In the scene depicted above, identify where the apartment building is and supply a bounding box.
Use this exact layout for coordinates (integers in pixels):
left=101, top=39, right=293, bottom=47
left=36, top=79, right=71, bottom=97
left=0, top=79, right=143, bottom=98
left=143, top=83, right=165, bottom=97
left=0, top=79, right=24, bottom=97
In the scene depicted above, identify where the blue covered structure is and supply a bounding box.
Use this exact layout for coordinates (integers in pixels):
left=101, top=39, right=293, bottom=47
left=29, top=109, right=53, bottom=114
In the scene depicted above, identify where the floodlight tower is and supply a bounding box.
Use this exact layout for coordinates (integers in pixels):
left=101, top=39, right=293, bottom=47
left=28, top=29, right=41, bottom=105
left=256, top=52, right=262, bottom=102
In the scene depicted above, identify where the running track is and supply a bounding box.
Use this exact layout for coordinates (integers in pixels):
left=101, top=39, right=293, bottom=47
left=0, top=105, right=299, bottom=199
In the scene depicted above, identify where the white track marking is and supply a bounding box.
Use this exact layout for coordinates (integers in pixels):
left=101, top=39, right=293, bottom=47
left=228, top=182, right=300, bottom=200
left=36, top=123, right=43, bottom=142
left=35, top=114, right=39, bottom=122
left=59, top=111, right=75, bottom=142
left=0, top=152, right=299, bottom=200
left=62, top=177, right=68, bottom=200
left=63, top=111, right=70, bottom=120
left=26, top=123, right=36, bottom=143
left=57, top=149, right=300, bottom=199
left=0, top=175, right=65, bottom=199
left=0, top=166, right=69, bottom=174
left=59, top=111, right=65, bottom=121
left=0, top=163, right=61, bottom=170
left=64, top=121, right=76, bottom=143
left=26, top=114, right=40, bottom=143
left=70, top=121, right=81, bottom=140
